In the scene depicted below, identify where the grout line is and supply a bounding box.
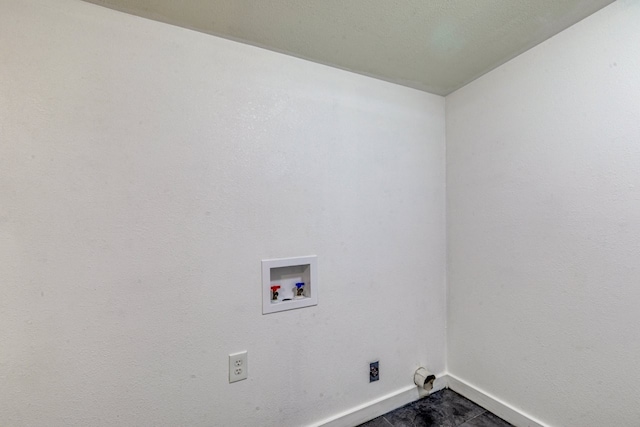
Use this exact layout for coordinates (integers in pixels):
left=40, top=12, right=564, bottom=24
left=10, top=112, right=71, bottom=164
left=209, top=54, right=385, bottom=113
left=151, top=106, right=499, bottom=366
left=458, top=409, right=487, bottom=426
left=381, top=416, right=394, bottom=427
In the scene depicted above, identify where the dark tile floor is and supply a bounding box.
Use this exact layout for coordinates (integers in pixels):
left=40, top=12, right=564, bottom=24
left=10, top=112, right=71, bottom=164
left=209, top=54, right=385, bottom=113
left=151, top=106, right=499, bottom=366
left=357, top=389, right=513, bottom=427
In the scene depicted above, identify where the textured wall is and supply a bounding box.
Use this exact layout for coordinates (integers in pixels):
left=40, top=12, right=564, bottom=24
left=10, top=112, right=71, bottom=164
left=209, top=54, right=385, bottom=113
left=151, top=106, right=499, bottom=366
left=0, top=1, right=446, bottom=426
left=446, top=1, right=640, bottom=426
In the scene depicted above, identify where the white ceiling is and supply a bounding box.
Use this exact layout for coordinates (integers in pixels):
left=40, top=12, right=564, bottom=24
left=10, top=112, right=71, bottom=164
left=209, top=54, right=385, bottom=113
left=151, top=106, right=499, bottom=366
left=83, top=0, right=614, bottom=95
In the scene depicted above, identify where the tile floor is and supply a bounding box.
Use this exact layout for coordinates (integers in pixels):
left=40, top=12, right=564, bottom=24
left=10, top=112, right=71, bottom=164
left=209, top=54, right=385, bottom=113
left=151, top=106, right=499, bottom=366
left=357, top=389, right=513, bottom=427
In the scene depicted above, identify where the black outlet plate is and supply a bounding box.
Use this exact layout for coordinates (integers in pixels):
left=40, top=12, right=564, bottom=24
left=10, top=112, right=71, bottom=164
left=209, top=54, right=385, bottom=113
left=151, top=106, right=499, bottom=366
left=369, top=361, right=379, bottom=382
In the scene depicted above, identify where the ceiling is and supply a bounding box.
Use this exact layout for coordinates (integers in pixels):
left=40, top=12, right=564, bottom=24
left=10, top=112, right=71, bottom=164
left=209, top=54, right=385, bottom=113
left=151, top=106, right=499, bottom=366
left=83, top=0, right=614, bottom=95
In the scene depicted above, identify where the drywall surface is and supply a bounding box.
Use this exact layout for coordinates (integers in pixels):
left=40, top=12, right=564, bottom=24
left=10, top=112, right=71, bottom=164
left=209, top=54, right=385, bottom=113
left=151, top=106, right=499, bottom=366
left=446, top=1, right=640, bottom=426
left=0, top=1, right=446, bottom=426
left=82, top=0, right=614, bottom=96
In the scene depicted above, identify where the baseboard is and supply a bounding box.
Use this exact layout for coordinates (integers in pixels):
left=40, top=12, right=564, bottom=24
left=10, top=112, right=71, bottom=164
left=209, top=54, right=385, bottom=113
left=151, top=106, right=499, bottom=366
left=311, top=373, right=545, bottom=427
left=312, top=373, right=448, bottom=427
left=447, top=374, right=547, bottom=427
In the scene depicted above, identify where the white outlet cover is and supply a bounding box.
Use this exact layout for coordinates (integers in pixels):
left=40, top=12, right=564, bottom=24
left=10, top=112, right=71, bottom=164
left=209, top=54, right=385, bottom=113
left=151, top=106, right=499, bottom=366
left=229, top=351, right=248, bottom=383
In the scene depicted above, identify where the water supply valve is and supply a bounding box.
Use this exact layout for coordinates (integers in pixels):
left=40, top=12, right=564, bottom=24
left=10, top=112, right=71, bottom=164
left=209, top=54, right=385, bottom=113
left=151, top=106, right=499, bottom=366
left=294, top=282, right=305, bottom=299
left=270, top=285, right=281, bottom=302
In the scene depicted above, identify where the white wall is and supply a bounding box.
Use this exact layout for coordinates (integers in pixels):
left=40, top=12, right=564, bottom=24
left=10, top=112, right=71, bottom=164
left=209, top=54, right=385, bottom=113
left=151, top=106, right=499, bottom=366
left=0, top=1, right=446, bottom=426
left=446, top=1, right=640, bottom=426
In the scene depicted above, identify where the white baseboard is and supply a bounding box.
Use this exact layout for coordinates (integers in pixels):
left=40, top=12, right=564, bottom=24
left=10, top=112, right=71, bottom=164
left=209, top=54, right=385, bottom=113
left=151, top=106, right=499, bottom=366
left=311, top=373, right=548, bottom=427
left=312, top=373, right=447, bottom=427
left=447, top=374, right=547, bottom=427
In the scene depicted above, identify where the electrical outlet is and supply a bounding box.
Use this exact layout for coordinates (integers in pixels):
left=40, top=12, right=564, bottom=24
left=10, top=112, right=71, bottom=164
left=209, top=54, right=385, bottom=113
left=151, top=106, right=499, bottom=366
left=370, top=361, right=379, bottom=382
left=229, top=351, right=248, bottom=383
